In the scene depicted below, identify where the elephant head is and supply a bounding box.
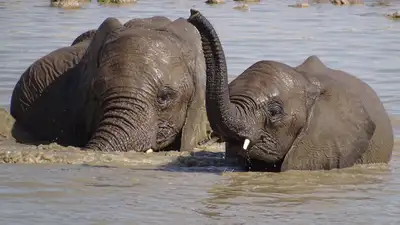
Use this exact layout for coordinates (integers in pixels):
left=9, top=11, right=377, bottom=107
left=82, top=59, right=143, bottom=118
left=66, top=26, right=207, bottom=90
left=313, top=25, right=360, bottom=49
left=123, top=16, right=172, bottom=29
left=75, top=16, right=208, bottom=152
left=188, top=9, right=376, bottom=171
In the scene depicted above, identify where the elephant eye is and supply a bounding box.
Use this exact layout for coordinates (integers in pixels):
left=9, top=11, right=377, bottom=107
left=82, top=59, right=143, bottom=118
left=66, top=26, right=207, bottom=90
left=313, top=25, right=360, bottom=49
left=267, top=99, right=284, bottom=123
left=157, top=86, right=178, bottom=108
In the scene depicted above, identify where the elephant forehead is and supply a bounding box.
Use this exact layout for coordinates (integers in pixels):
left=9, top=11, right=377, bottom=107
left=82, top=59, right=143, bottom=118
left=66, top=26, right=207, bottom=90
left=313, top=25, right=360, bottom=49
left=229, top=61, right=311, bottom=110
left=102, top=34, right=178, bottom=68
left=99, top=31, right=195, bottom=88
left=229, top=78, right=284, bottom=105
left=231, top=65, right=300, bottom=95
left=241, top=61, right=303, bottom=86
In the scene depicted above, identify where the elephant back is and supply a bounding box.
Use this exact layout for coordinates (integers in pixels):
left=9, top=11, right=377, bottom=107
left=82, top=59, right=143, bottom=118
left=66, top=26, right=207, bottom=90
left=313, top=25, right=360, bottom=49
left=124, top=16, right=172, bottom=30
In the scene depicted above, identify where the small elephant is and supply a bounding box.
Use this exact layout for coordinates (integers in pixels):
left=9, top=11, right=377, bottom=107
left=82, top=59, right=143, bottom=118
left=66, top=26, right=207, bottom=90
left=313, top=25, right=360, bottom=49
left=187, top=9, right=393, bottom=172
left=11, top=15, right=209, bottom=153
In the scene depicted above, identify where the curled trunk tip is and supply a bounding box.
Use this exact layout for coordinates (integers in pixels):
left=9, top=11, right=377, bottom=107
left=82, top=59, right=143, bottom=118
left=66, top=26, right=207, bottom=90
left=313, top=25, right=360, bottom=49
left=190, top=9, right=201, bottom=17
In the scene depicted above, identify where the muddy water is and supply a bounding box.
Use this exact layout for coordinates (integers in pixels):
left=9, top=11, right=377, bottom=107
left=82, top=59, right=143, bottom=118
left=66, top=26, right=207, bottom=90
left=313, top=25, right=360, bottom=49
left=1, top=0, right=400, bottom=224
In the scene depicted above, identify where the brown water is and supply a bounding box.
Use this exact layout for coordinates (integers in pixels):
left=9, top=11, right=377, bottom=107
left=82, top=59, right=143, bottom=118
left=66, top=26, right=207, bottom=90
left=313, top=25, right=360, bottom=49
left=1, top=0, right=400, bottom=224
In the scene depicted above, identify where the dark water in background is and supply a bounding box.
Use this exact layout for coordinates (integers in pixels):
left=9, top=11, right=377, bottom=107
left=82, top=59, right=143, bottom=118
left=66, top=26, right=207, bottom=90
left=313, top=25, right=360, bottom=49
left=0, top=0, right=400, bottom=224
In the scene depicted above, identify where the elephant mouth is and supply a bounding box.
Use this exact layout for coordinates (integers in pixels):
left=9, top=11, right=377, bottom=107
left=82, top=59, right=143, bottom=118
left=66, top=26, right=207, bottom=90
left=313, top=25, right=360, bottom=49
left=245, top=144, right=280, bottom=163
left=237, top=133, right=282, bottom=165
left=233, top=141, right=284, bottom=172
left=155, top=121, right=179, bottom=149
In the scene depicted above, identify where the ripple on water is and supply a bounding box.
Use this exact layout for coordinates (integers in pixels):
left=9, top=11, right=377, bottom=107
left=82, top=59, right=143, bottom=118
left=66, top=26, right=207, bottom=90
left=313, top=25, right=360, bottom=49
left=0, top=0, right=400, bottom=224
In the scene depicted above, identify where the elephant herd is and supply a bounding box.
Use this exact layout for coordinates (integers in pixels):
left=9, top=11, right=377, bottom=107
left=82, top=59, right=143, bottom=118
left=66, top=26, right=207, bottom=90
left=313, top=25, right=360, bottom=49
left=9, top=9, right=394, bottom=172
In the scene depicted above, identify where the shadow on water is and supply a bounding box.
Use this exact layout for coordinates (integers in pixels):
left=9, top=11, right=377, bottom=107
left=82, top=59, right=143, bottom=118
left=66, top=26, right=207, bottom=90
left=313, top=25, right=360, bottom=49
left=157, top=150, right=244, bottom=174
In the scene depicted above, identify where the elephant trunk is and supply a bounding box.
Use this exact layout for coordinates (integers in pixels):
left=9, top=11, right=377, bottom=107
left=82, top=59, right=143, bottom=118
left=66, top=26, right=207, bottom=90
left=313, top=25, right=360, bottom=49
left=187, top=10, right=253, bottom=145
left=86, top=93, right=154, bottom=152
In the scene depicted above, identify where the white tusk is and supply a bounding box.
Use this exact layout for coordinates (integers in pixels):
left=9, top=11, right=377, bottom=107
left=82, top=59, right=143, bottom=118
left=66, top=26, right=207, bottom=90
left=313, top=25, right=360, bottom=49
left=243, top=139, right=250, bottom=150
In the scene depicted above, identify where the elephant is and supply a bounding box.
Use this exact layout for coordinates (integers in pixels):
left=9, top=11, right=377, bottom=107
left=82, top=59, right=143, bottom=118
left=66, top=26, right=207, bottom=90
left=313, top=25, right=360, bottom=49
left=187, top=9, right=393, bottom=172
left=50, top=0, right=90, bottom=8
left=10, top=15, right=209, bottom=153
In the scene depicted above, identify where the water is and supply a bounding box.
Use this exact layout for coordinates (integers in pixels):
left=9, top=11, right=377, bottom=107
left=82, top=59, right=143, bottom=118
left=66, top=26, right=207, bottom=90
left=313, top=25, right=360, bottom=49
left=0, top=0, right=400, bottom=224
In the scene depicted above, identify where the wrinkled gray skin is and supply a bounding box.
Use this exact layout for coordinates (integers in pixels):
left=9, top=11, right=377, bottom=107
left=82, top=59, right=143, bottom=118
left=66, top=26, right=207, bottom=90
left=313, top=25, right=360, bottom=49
left=11, top=29, right=97, bottom=145
left=11, top=15, right=209, bottom=152
left=187, top=9, right=393, bottom=172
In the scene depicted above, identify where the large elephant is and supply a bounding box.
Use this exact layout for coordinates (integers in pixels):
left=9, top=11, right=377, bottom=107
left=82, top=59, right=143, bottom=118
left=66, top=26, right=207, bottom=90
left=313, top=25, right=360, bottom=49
left=187, top=9, right=393, bottom=172
left=10, top=15, right=209, bottom=152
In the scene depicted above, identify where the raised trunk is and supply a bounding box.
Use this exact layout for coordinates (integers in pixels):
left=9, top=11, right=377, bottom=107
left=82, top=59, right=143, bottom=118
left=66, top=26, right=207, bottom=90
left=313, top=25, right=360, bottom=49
left=85, top=95, right=154, bottom=152
left=187, top=9, right=252, bottom=141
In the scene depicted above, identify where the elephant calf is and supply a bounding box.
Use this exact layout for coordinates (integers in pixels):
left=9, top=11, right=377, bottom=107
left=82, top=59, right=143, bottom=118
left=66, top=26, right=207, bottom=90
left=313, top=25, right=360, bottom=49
left=11, top=14, right=209, bottom=152
left=188, top=9, right=394, bottom=172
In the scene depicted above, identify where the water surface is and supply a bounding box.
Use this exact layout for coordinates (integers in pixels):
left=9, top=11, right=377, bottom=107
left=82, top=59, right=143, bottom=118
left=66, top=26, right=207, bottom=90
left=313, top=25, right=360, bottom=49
left=0, top=0, right=400, bottom=224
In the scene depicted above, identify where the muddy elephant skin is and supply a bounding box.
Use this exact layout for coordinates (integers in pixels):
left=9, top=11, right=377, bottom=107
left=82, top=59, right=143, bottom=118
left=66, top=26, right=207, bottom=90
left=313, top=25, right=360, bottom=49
left=187, top=9, right=393, bottom=172
left=10, top=15, right=209, bottom=153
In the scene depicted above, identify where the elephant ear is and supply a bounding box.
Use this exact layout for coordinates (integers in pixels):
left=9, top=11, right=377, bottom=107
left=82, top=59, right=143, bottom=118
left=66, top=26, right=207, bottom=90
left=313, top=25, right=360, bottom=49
left=71, top=29, right=97, bottom=46
left=281, top=76, right=375, bottom=171
left=163, top=18, right=209, bottom=151
left=179, top=63, right=208, bottom=152
left=73, top=18, right=123, bottom=144
left=179, top=68, right=209, bottom=152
